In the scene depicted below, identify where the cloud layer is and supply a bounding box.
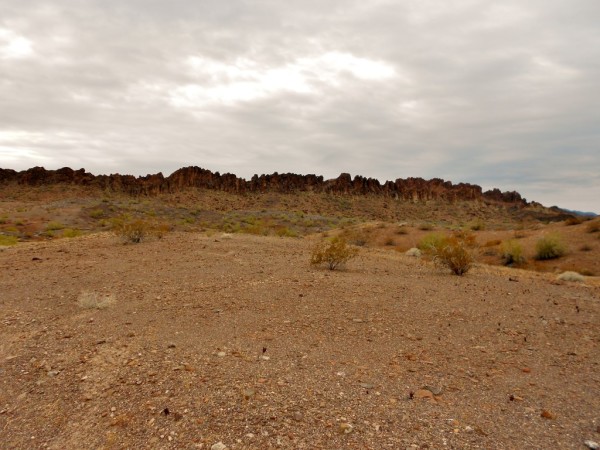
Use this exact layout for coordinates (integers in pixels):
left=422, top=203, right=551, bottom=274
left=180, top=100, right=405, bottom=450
left=1, top=0, right=599, bottom=211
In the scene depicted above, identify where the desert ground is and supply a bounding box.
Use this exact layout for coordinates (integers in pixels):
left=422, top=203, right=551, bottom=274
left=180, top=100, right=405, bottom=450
left=1, top=230, right=599, bottom=449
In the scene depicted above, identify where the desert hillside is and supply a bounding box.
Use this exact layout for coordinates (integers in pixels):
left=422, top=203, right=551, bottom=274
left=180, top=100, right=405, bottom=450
left=1, top=232, right=599, bottom=449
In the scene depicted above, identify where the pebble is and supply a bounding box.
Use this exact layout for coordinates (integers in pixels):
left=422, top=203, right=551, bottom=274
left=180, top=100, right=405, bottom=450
left=339, top=423, right=353, bottom=434
left=211, top=442, right=227, bottom=450
left=217, top=352, right=226, bottom=357
left=585, top=441, right=599, bottom=450
left=360, top=383, right=375, bottom=389
left=293, top=411, right=303, bottom=421
left=540, top=410, right=556, bottom=420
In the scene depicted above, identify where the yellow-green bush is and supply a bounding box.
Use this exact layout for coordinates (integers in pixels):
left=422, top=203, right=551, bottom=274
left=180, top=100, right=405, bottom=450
left=0, top=235, right=18, bottom=246
left=501, top=239, right=524, bottom=266
left=535, top=234, right=566, bottom=260
left=310, top=236, right=358, bottom=270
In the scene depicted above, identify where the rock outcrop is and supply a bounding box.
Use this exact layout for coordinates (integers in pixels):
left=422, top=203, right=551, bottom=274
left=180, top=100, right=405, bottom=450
left=0, top=166, right=528, bottom=205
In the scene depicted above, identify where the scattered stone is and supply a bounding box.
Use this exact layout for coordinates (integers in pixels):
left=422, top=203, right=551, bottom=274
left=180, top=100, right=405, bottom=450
left=413, top=389, right=435, bottom=400
left=352, top=318, right=364, bottom=323
left=360, top=383, right=375, bottom=389
left=242, top=388, right=255, bottom=400
left=557, top=271, right=585, bottom=282
left=339, top=423, right=353, bottom=434
left=260, top=355, right=270, bottom=361
left=405, top=248, right=422, bottom=257
left=522, top=367, right=531, bottom=373
left=293, top=411, right=303, bottom=421
left=211, top=442, right=227, bottom=450
left=422, top=385, right=443, bottom=396
left=217, top=351, right=226, bottom=357
left=584, top=441, right=599, bottom=450
left=541, top=410, right=556, bottom=420
left=167, top=343, right=176, bottom=349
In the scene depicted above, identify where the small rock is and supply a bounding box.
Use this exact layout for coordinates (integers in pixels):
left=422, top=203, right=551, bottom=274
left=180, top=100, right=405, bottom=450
left=167, top=343, right=176, bottom=349
left=522, top=367, right=531, bottom=373
left=585, top=441, right=599, bottom=450
left=339, top=423, right=353, bottom=434
left=293, top=411, right=303, bottom=421
left=260, top=355, right=270, bottom=361
left=242, top=388, right=255, bottom=400
left=540, top=409, right=556, bottom=420
left=217, top=351, right=226, bottom=357
left=405, top=248, right=422, bottom=257
left=360, top=383, right=375, bottom=390
left=413, top=389, right=434, bottom=400
left=352, top=318, right=364, bottom=323
left=211, top=442, right=227, bottom=450
left=422, top=385, right=443, bottom=396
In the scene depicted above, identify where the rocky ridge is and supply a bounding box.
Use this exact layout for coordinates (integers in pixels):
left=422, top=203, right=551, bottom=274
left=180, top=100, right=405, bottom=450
left=0, top=166, right=527, bottom=205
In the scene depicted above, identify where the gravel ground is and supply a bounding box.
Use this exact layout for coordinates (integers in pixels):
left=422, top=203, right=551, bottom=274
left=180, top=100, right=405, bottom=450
left=1, top=232, right=599, bottom=449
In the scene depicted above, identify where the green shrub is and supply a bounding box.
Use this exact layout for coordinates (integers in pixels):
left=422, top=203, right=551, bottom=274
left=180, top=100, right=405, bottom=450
left=310, top=236, right=358, bottom=270
left=535, top=234, right=566, bottom=260
left=501, top=239, right=525, bottom=266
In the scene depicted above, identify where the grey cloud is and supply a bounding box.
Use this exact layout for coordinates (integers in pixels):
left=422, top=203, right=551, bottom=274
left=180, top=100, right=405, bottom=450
left=0, top=0, right=599, bottom=212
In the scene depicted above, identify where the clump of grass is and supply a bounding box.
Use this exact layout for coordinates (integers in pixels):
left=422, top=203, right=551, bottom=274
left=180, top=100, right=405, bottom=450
left=310, top=236, right=359, bottom=270
left=468, top=219, right=485, bottom=231
left=418, top=223, right=434, bottom=231
left=384, top=237, right=396, bottom=246
left=0, top=235, right=18, bottom=246
left=89, top=209, right=105, bottom=219
left=556, top=271, right=585, bottom=282
left=483, top=239, right=502, bottom=247
left=78, top=291, right=116, bottom=309
left=534, top=234, right=566, bottom=260
left=275, top=226, right=297, bottom=238
left=501, top=239, right=525, bottom=266
left=62, top=228, right=82, bottom=238
left=46, top=221, right=64, bottom=231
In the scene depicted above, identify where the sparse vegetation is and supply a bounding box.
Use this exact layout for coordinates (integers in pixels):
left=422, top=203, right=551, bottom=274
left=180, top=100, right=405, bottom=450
left=431, top=235, right=474, bottom=276
left=586, top=220, right=600, bottom=233
left=0, top=235, right=18, bottom=246
left=46, top=221, right=65, bottom=231
left=418, top=223, right=434, bottom=231
left=501, top=239, right=525, bottom=266
left=62, top=228, right=82, bottom=238
left=534, top=234, right=566, bottom=260
left=113, top=219, right=150, bottom=243
left=564, top=216, right=583, bottom=226
left=417, top=232, right=446, bottom=254
left=89, top=209, right=105, bottom=219
left=469, top=219, right=485, bottom=231
left=310, top=236, right=358, bottom=270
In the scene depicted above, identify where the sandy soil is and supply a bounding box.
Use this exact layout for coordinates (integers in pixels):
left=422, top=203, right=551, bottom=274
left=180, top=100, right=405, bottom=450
left=1, top=232, right=599, bottom=449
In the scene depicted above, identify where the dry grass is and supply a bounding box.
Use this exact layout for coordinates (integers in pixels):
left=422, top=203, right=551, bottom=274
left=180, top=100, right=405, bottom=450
left=556, top=271, right=585, bottom=282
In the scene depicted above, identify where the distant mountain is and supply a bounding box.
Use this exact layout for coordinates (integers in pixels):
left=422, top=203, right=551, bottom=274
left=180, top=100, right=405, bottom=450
left=557, top=207, right=598, bottom=217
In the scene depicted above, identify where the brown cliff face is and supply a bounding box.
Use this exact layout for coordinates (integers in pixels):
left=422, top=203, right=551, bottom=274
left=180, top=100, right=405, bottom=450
left=0, top=166, right=527, bottom=205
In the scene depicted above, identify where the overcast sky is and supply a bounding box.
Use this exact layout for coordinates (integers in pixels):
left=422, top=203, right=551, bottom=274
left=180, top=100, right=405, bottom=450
left=1, top=1, right=599, bottom=212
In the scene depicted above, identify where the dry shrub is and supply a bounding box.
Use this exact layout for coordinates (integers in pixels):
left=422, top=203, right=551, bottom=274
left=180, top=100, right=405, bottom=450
left=586, top=220, right=600, bottom=233
left=501, top=239, right=525, bottom=266
left=535, top=233, right=566, bottom=260
left=113, top=219, right=170, bottom=243
left=564, top=216, right=583, bottom=226
left=78, top=291, right=116, bottom=309
left=469, top=220, right=485, bottom=231
left=432, top=236, right=474, bottom=276
left=310, top=236, right=358, bottom=270
left=419, top=232, right=474, bottom=275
